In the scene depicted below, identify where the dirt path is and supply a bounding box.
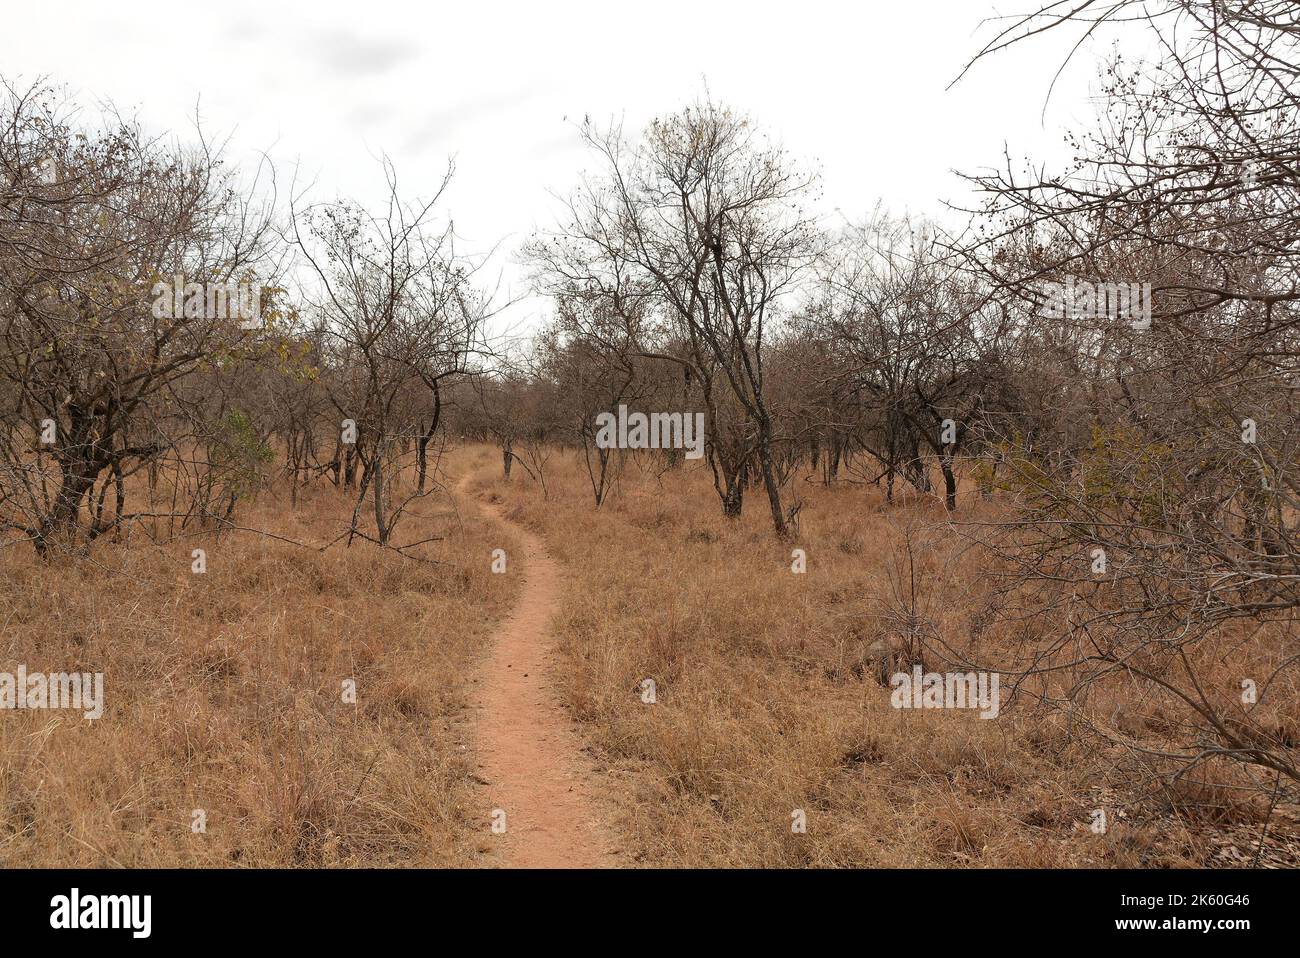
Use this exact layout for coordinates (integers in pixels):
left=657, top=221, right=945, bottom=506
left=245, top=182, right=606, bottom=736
left=461, top=473, right=617, bottom=868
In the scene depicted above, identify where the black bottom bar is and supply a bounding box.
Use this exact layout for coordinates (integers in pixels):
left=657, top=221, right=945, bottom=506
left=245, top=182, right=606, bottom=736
left=0, top=867, right=1287, bottom=944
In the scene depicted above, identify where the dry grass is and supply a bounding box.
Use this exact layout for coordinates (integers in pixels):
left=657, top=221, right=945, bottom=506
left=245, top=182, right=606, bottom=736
left=474, top=447, right=1300, bottom=867
left=0, top=445, right=516, bottom=867
left=3, top=441, right=1295, bottom=868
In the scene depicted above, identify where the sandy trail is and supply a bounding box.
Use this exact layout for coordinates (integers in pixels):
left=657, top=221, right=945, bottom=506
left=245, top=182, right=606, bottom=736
left=461, top=473, right=617, bottom=868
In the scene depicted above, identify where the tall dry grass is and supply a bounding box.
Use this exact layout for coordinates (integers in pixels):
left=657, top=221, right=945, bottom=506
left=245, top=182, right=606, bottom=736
left=0, top=445, right=516, bottom=867
left=4, top=440, right=1295, bottom=868
left=473, top=446, right=1300, bottom=867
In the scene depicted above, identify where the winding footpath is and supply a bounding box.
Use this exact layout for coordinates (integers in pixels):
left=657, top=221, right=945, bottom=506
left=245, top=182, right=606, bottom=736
left=461, top=473, right=617, bottom=868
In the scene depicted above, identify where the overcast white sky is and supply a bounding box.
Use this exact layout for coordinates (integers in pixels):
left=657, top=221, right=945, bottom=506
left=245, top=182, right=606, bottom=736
left=1, top=0, right=1129, bottom=335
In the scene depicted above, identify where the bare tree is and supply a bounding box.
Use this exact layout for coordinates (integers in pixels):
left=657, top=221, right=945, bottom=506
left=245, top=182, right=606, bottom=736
left=291, top=159, right=487, bottom=548
left=955, top=0, right=1300, bottom=798
left=530, top=99, right=820, bottom=537
left=0, top=80, right=276, bottom=554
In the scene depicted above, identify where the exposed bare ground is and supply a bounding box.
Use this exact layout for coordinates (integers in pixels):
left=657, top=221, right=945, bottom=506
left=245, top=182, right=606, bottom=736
left=461, top=470, right=618, bottom=868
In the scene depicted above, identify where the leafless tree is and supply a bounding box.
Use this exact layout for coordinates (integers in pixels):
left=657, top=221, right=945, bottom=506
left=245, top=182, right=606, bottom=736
left=530, top=99, right=820, bottom=537
left=0, top=80, right=276, bottom=554
left=291, top=158, right=488, bottom=549
left=954, top=0, right=1300, bottom=798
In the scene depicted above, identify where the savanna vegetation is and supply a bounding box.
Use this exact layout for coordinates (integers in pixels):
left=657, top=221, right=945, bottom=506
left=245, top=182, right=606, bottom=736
left=2, top=0, right=1297, bottom=867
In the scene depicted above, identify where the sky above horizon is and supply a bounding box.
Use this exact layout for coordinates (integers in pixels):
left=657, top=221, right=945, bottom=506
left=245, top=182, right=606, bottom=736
left=1, top=0, right=1138, bottom=338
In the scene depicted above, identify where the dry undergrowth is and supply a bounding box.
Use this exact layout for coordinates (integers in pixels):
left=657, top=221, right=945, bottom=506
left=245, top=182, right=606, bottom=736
left=0, top=445, right=516, bottom=867
left=3, top=441, right=1295, bottom=868
left=475, top=446, right=1300, bottom=868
